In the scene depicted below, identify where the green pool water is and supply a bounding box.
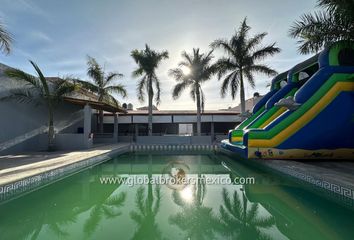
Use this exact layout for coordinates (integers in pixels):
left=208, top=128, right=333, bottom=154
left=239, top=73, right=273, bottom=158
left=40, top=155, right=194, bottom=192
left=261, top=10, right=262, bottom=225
left=0, top=152, right=353, bottom=240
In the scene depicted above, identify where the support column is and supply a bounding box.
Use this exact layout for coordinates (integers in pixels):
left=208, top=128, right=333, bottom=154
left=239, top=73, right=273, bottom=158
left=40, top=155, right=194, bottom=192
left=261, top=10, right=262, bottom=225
left=211, top=122, right=215, bottom=143
left=135, top=124, right=139, bottom=142
left=84, top=104, right=92, bottom=149
left=113, top=113, right=118, bottom=142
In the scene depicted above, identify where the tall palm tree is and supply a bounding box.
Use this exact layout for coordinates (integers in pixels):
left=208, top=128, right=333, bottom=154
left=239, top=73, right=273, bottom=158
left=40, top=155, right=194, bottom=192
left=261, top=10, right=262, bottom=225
left=75, top=56, right=127, bottom=133
left=211, top=18, right=280, bottom=114
left=131, top=44, right=169, bottom=136
left=289, top=0, right=354, bottom=54
left=169, top=48, right=216, bottom=136
left=2, top=61, right=77, bottom=151
left=0, top=20, right=12, bottom=54
left=217, top=188, right=275, bottom=240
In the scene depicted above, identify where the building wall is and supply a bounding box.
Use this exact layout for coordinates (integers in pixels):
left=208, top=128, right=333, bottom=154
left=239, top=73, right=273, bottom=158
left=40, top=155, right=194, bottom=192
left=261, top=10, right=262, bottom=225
left=0, top=66, right=87, bottom=154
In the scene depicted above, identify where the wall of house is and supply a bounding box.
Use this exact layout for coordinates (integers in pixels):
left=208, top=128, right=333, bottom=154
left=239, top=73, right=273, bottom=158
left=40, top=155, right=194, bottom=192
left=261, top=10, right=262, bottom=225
left=0, top=65, right=86, bottom=154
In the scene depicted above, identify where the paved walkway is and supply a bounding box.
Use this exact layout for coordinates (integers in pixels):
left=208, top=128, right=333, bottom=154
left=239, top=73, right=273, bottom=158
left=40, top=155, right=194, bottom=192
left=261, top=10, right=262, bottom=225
left=0, top=143, right=130, bottom=186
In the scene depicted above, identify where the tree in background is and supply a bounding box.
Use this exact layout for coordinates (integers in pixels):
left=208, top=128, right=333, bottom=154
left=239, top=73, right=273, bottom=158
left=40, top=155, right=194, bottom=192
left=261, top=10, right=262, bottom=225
left=131, top=44, right=169, bottom=136
left=170, top=48, right=216, bottom=136
left=211, top=18, right=280, bottom=114
left=75, top=56, right=127, bottom=133
left=289, top=0, right=354, bottom=54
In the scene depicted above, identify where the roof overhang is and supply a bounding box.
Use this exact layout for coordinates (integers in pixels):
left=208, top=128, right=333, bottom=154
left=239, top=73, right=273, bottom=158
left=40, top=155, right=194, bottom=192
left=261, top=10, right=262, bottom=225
left=64, top=97, right=127, bottom=113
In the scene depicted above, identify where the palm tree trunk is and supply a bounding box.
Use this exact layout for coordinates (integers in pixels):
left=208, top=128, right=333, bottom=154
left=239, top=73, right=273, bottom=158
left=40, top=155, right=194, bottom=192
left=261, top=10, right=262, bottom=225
left=148, top=78, right=153, bottom=136
left=196, top=86, right=202, bottom=136
left=99, top=109, right=104, bottom=133
left=239, top=71, right=246, bottom=114
left=48, top=106, right=55, bottom=151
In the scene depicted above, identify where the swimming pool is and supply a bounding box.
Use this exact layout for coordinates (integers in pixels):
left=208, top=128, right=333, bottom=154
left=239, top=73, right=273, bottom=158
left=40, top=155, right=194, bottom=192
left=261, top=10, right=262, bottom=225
left=0, top=152, right=353, bottom=240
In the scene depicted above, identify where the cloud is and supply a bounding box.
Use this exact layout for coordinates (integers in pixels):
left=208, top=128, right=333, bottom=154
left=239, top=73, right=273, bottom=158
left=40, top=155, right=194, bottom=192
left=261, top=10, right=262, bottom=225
left=29, top=31, right=52, bottom=43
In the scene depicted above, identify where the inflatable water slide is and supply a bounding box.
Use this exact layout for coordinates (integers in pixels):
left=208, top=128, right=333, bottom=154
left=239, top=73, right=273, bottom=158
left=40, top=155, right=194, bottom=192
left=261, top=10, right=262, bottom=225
left=221, top=41, right=354, bottom=160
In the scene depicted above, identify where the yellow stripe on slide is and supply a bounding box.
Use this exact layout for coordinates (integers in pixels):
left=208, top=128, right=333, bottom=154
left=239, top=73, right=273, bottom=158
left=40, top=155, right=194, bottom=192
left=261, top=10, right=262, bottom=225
left=249, top=82, right=354, bottom=147
left=259, top=107, right=287, bottom=129
left=231, top=136, right=242, bottom=142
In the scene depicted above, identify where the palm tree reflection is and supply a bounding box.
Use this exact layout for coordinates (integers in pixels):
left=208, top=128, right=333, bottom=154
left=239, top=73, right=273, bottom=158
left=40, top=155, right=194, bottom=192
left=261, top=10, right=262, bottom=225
left=169, top=176, right=218, bottom=240
left=130, top=186, right=162, bottom=240
left=83, top=191, right=127, bottom=237
left=217, top=188, right=275, bottom=240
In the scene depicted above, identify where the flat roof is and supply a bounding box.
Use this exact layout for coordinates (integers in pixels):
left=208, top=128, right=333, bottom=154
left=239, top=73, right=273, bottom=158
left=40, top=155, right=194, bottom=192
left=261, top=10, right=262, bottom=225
left=101, top=109, right=240, bottom=116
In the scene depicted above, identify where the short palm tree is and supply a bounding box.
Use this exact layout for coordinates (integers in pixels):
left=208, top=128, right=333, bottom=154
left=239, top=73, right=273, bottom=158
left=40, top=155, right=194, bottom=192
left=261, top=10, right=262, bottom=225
left=211, top=18, right=280, bottom=114
left=75, top=56, right=127, bottom=133
left=289, top=0, right=354, bottom=54
left=131, top=44, right=169, bottom=136
left=169, top=48, right=216, bottom=136
left=0, top=20, right=12, bottom=54
left=2, top=61, right=77, bottom=151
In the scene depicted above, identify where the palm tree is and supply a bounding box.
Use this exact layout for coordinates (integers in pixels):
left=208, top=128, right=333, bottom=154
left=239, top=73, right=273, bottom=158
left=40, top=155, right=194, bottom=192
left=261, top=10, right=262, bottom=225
left=75, top=56, right=127, bottom=133
left=217, top=188, right=275, bottom=240
left=0, top=20, right=12, bottom=54
left=131, top=44, right=169, bottom=136
left=211, top=17, right=280, bottom=114
left=169, top=48, right=216, bottom=136
left=289, top=0, right=354, bottom=54
left=2, top=61, right=77, bottom=151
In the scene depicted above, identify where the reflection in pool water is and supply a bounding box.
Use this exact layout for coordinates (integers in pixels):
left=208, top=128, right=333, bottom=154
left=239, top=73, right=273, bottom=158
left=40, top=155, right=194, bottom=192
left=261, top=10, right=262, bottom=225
left=0, top=153, right=353, bottom=240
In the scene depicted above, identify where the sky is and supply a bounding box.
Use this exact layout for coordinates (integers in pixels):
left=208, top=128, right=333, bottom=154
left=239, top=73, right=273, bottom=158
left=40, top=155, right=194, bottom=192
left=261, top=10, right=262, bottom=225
left=0, top=0, right=318, bottom=110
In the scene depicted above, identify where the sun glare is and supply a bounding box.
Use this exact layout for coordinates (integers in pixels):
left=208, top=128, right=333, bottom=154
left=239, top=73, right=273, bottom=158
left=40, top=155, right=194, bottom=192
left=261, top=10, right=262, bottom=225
left=180, top=186, right=193, bottom=202
left=181, top=66, right=191, bottom=75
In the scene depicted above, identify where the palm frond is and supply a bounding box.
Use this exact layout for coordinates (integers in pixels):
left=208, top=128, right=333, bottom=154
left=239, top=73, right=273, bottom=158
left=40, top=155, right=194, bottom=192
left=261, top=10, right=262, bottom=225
left=251, top=43, right=281, bottom=61
left=220, top=71, right=238, bottom=98
left=29, top=61, right=50, bottom=96
left=246, top=32, right=267, bottom=50
left=289, top=8, right=354, bottom=54
left=105, top=84, right=127, bottom=98
left=105, top=72, right=123, bottom=86
left=4, top=68, right=42, bottom=91
left=153, top=75, right=161, bottom=105
left=172, top=81, right=191, bottom=100
left=199, top=87, right=205, bottom=113
left=53, top=79, right=78, bottom=99
left=136, top=77, right=146, bottom=102
left=73, top=79, right=99, bottom=93
left=0, top=88, right=40, bottom=105
left=168, top=68, right=185, bottom=81
left=247, top=64, right=278, bottom=77
left=0, top=21, right=13, bottom=55
left=210, top=39, right=235, bottom=57
left=87, top=55, right=104, bottom=86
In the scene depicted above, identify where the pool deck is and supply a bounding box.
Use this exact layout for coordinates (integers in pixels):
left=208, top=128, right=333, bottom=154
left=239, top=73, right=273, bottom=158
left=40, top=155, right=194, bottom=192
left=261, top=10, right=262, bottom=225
left=255, top=159, right=354, bottom=203
left=0, top=143, right=130, bottom=187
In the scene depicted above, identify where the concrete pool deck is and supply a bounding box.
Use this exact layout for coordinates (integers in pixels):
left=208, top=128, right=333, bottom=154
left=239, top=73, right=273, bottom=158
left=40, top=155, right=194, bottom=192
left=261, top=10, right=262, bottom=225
left=0, top=143, right=130, bottom=187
